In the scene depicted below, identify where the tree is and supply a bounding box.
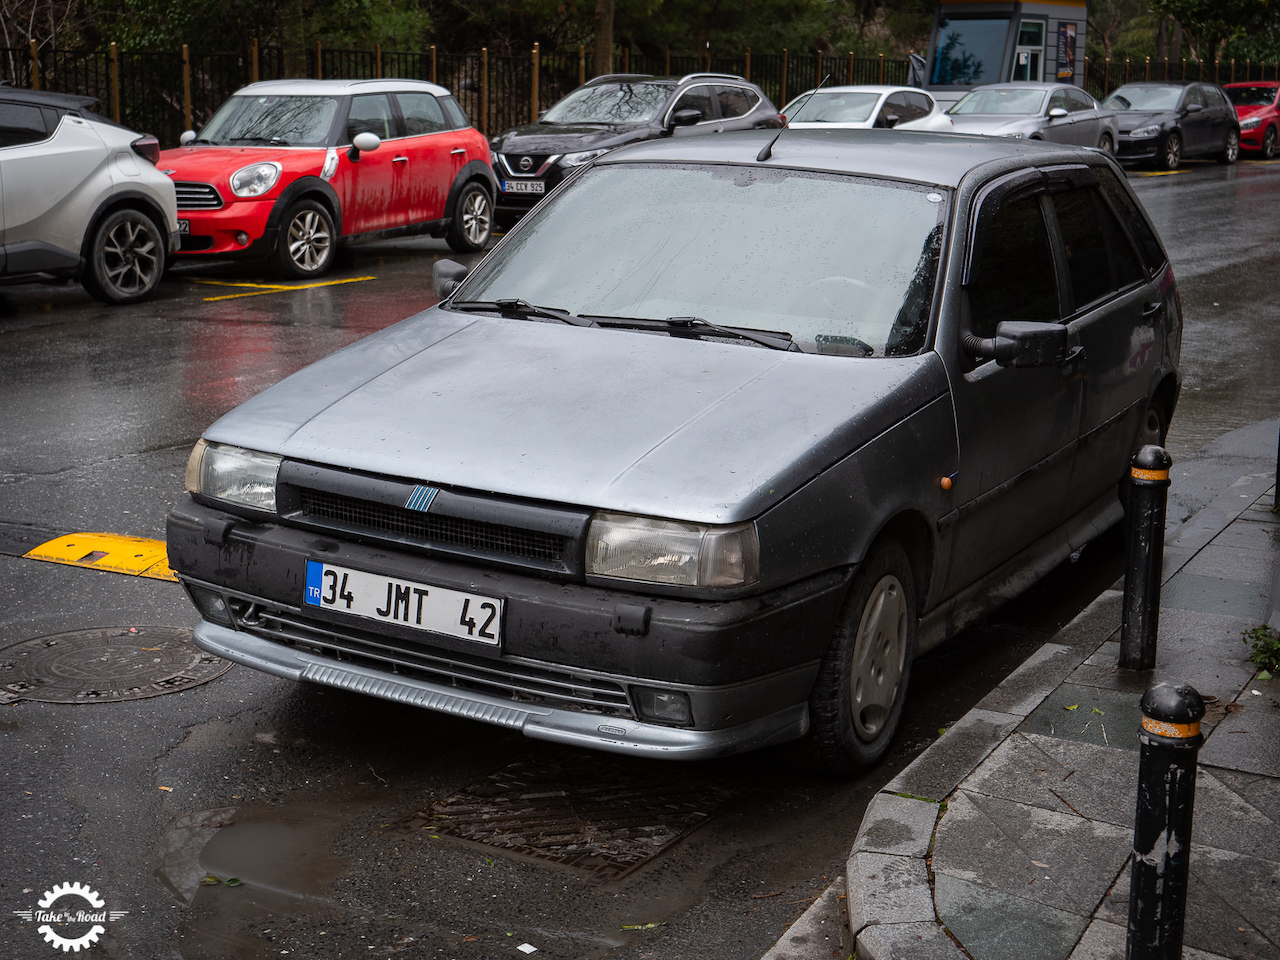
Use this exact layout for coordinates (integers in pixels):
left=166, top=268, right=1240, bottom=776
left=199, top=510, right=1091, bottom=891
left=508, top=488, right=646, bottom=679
left=592, top=0, right=612, bottom=76
left=1150, top=0, right=1277, bottom=61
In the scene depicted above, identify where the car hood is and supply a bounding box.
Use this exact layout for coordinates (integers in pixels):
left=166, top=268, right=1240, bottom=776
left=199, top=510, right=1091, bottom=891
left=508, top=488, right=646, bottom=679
left=157, top=145, right=325, bottom=181
left=1114, top=110, right=1177, bottom=132
left=203, top=309, right=948, bottom=524
left=490, top=123, right=652, bottom=155
left=1234, top=104, right=1271, bottom=120
left=945, top=115, right=1039, bottom=136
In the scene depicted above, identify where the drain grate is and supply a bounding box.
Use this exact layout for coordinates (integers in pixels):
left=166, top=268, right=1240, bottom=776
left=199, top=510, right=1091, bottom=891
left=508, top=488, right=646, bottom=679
left=0, top=626, right=231, bottom=704
left=399, top=754, right=739, bottom=882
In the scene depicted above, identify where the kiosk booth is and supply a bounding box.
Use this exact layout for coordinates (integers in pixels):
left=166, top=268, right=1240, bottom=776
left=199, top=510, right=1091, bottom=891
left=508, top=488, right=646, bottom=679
left=925, top=1, right=1090, bottom=107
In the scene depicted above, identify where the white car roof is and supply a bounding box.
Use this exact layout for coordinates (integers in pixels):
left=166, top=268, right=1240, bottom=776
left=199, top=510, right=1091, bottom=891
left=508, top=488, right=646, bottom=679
left=234, top=79, right=453, bottom=98
left=788, top=85, right=931, bottom=99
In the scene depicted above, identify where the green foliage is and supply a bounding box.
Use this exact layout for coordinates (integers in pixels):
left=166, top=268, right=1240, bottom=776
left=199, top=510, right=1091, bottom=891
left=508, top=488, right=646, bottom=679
left=1242, top=624, right=1280, bottom=674
left=1150, top=0, right=1278, bottom=60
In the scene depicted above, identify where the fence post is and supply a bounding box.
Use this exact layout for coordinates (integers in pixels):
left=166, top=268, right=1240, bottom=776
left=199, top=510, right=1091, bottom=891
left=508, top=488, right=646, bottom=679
left=664, top=48, right=670, bottom=75
left=28, top=39, right=39, bottom=90
left=531, top=42, right=539, bottom=122
left=878, top=52, right=884, bottom=83
left=375, top=43, right=382, bottom=79
left=315, top=41, right=322, bottom=80
left=182, top=44, right=192, bottom=132
left=481, top=47, right=488, bottom=135
left=110, top=42, right=120, bottom=123
left=1163, top=57, right=1169, bottom=81
left=815, top=51, right=822, bottom=89
left=430, top=45, right=436, bottom=83
left=848, top=51, right=854, bottom=85
left=579, top=45, right=585, bottom=86
left=1230, top=58, right=1235, bottom=82
left=1144, top=56, right=1149, bottom=80
left=250, top=37, right=259, bottom=84
left=781, top=49, right=787, bottom=105
left=703, top=46, right=709, bottom=72
left=744, top=47, right=750, bottom=81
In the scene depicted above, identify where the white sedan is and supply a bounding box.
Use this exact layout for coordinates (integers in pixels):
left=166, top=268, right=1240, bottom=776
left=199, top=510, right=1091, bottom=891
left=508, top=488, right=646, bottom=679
left=781, top=85, right=954, bottom=132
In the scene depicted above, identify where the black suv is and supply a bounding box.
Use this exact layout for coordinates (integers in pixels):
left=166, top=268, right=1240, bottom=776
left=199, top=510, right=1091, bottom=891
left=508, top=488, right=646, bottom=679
left=1103, top=82, right=1241, bottom=169
left=489, top=72, right=783, bottom=228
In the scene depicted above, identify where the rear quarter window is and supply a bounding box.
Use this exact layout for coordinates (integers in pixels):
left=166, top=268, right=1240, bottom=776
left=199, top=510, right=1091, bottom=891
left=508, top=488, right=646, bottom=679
left=0, top=101, right=50, bottom=147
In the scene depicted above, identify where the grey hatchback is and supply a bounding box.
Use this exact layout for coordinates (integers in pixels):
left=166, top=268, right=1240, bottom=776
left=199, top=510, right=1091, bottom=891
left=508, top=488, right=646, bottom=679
left=168, top=129, right=1180, bottom=775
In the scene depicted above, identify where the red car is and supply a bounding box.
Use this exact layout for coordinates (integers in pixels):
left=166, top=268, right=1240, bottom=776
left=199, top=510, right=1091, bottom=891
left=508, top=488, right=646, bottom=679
left=161, top=79, right=496, bottom=277
left=1225, top=80, right=1280, bottom=159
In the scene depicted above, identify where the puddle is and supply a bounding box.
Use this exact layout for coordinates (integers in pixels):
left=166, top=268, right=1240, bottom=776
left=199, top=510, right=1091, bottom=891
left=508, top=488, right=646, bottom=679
left=199, top=819, right=348, bottom=900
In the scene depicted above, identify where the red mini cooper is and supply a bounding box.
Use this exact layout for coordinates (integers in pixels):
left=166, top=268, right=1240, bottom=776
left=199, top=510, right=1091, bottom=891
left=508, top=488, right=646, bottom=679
left=160, top=79, right=496, bottom=277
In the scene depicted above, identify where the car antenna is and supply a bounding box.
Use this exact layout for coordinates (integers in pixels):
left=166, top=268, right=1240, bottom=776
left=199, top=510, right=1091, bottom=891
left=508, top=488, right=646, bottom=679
left=757, top=73, right=831, bottom=162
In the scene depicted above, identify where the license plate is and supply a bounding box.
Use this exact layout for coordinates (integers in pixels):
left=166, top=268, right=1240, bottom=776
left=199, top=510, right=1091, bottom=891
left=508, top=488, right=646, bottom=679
left=177, top=219, right=190, bottom=234
left=502, top=180, right=545, bottom=194
left=304, top=561, right=502, bottom=645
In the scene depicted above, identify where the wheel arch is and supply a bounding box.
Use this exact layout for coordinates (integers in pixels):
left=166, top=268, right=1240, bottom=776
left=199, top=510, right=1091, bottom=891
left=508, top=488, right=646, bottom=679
left=869, top=510, right=934, bottom=615
left=78, top=190, right=172, bottom=269
left=1153, top=372, right=1180, bottom=427
left=445, top=160, right=499, bottom=222
left=266, top=177, right=343, bottom=238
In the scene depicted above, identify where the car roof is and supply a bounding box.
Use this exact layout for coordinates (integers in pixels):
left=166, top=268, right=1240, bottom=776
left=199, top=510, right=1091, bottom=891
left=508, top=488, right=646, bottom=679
left=599, top=127, right=1094, bottom=188
left=969, top=82, right=1075, bottom=91
left=789, top=85, right=926, bottom=97
left=0, top=85, right=98, bottom=110
left=234, top=78, right=451, bottom=97
left=585, top=72, right=750, bottom=86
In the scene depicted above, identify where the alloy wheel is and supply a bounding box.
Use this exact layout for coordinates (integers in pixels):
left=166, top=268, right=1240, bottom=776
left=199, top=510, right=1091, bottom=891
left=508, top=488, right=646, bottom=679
left=1265, top=127, right=1278, bottom=160
left=102, top=217, right=160, bottom=297
left=287, top=209, right=332, bottom=272
left=1164, top=134, right=1181, bottom=169
left=848, top=574, right=908, bottom=742
left=1225, top=131, right=1240, bottom=163
left=461, top=190, right=492, bottom=247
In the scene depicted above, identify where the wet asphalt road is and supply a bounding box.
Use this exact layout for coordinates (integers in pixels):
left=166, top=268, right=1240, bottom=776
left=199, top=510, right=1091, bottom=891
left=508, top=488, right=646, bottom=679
left=1, top=158, right=1278, bottom=960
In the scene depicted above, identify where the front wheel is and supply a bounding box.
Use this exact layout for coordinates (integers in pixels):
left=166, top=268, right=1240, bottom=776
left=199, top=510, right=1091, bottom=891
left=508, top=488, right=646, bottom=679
left=1159, top=132, right=1182, bottom=171
left=275, top=199, right=336, bottom=278
left=82, top=208, right=165, bottom=304
left=1097, top=133, right=1115, bottom=155
left=1263, top=126, right=1278, bottom=161
left=446, top=182, right=493, bottom=253
left=793, top=538, right=917, bottom=776
left=1218, top=129, right=1240, bottom=164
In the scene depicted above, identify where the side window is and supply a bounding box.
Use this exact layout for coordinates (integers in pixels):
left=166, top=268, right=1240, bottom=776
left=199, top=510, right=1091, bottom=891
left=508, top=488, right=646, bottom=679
left=1066, top=88, right=1094, bottom=112
left=968, top=195, right=1059, bottom=339
left=1050, top=187, right=1120, bottom=310
left=906, top=92, right=935, bottom=119
left=715, top=85, right=757, bottom=119
left=396, top=93, right=446, bottom=135
left=671, top=85, right=715, bottom=123
left=1047, top=89, right=1069, bottom=113
left=439, top=95, right=470, bottom=129
left=1096, top=167, right=1166, bottom=273
left=876, top=93, right=912, bottom=127
left=1184, top=86, right=1205, bottom=109
left=0, top=101, right=50, bottom=147
left=346, top=94, right=395, bottom=142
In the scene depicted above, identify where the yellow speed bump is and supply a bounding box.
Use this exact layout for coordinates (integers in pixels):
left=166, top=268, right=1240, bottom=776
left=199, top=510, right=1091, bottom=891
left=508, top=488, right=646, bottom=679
left=24, top=533, right=177, bottom=582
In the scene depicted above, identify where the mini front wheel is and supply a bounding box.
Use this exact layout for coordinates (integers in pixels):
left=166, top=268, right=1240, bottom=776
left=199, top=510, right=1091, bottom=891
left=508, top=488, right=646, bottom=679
left=276, top=199, right=336, bottom=278
left=446, top=182, right=493, bottom=253
left=82, top=208, right=165, bottom=304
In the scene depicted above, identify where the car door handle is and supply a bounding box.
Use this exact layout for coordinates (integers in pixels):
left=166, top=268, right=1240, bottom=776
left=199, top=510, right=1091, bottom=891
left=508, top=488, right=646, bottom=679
left=450, top=148, right=466, bottom=155
left=393, top=156, right=408, bottom=163
left=1142, top=301, right=1165, bottom=322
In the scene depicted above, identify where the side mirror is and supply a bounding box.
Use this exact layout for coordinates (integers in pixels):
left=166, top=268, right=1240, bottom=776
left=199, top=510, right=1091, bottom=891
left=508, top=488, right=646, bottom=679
left=963, top=321, right=1082, bottom=368
left=179, top=129, right=197, bottom=145
left=669, top=108, right=702, bottom=129
left=433, top=259, right=469, bottom=300
left=1183, top=103, right=1203, bottom=114
left=347, top=131, right=381, bottom=162
left=884, top=113, right=901, bottom=128
left=1047, top=107, right=1069, bottom=119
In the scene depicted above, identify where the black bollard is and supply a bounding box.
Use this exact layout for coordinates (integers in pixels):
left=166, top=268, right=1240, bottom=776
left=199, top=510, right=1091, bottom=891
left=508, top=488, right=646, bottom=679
left=1120, top=445, right=1172, bottom=670
left=1126, top=681, right=1205, bottom=960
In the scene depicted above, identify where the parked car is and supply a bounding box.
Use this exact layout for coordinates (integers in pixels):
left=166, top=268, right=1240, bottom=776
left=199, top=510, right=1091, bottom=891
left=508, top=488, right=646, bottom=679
left=0, top=86, right=178, bottom=303
left=780, top=85, right=953, bottom=132
left=1223, top=81, right=1280, bottom=160
left=947, top=82, right=1120, bottom=153
left=1103, top=82, right=1241, bottom=169
left=487, top=72, right=783, bottom=229
left=160, top=79, right=495, bottom=277
left=168, top=130, right=1180, bottom=774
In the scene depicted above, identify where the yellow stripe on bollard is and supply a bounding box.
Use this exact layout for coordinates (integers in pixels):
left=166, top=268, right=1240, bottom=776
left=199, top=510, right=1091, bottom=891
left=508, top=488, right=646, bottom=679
left=1141, top=715, right=1200, bottom=738
left=24, top=533, right=177, bottom=582
left=1130, top=467, right=1170, bottom=482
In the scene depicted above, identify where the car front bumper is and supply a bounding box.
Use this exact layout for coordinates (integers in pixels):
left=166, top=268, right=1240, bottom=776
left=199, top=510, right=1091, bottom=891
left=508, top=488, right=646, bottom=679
left=1116, top=135, right=1160, bottom=161
left=174, top=198, right=276, bottom=257
left=1240, top=125, right=1271, bottom=149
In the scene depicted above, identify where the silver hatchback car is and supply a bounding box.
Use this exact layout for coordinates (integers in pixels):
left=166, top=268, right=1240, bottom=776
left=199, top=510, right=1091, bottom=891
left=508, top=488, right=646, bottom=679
left=0, top=87, right=179, bottom=303
left=948, top=82, right=1121, bottom=154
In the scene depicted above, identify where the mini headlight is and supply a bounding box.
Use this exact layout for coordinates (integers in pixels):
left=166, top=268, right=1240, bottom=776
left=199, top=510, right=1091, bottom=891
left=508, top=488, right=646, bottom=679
left=230, top=161, right=282, bottom=197
left=586, top=513, right=759, bottom=588
left=560, top=148, right=610, bottom=167
left=1239, top=117, right=1263, bottom=131
left=185, top=439, right=282, bottom=512
left=1129, top=124, right=1160, bottom=138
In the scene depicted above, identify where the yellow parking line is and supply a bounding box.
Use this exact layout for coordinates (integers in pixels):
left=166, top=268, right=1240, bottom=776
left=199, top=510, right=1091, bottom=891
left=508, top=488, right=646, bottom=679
left=24, top=533, right=177, bottom=582
left=1134, top=170, right=1189, bottom=177
left=201, top=276, right=376, bottom=301
left=186, top=279, right=296, bottom=290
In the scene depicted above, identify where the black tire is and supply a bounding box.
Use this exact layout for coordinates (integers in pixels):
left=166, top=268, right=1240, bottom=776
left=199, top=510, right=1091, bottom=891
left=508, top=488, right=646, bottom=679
left=446, top=182, right=493, bottom=253
left=1218, top=129, right=1240, bottom=165
left=1264, top=126, right=1278, bottom=161
left=275, top=199, right=336, bottom=279
left=1159, top=132, right=1182, bottom=171
left=81, top=208, right=165, bottom=305
left=792, top=538, right=917, bottom=776
left=1097, top=133, right=1115, bottom=156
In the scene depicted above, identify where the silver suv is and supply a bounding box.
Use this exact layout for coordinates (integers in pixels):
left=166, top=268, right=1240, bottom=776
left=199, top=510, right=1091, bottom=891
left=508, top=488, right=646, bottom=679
left=0, top=87, right=179, bottom=304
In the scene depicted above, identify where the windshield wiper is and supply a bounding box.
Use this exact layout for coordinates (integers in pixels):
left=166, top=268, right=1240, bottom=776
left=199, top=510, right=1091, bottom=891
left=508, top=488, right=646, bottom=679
left=232, top=136, right=291, bottom=145
left=587, top=315, right=804, bottom=352
left=450, top=299, right=597, bottom=327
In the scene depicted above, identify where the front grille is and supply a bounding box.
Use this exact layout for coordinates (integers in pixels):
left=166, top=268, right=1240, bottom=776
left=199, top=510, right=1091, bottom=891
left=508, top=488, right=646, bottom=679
left=234, top=601, right=634, bottom=717
left=299, top=488, right=568, bottom=564
left=175, top=181, right=224, bottom=209
left=501, top=153, right=552, bottom=176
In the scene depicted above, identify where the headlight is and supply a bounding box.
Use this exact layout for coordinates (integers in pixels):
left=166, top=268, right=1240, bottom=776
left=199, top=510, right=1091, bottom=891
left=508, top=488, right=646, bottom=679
left=586, top=513, right=759, bottom=588
left=560, top=148, right=610, bottom=167
left=1129, top=125, right=1160, bottom=138
left=1003, top=132, right=1026, bottom=139
left=229, top=162, right=282, bottom=197
left=185, top=439, right=282, bottom=512
left=1240, top=117, right=1263, bottom=131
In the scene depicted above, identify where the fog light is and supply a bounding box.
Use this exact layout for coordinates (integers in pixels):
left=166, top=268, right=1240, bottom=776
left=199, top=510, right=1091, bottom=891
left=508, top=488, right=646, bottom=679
left=187, top=584, right=232, bottom=626
left=633, top=687, right=692, bottom=725
left=235, top=231, right=250, bottom=246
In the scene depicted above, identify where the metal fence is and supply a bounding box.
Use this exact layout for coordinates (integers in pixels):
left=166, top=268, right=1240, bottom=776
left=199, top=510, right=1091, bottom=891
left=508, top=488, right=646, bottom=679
left=2, top=41, right=913, bottom=146
left=1083, top=56, right=1280, bottom=100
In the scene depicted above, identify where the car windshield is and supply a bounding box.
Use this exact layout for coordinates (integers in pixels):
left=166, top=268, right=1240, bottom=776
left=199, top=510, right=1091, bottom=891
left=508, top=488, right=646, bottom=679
left=456, top=163, right=946, bottom=358
left=200, top=95, right=339, bottom=146
left=1226, top=85, right=1278, bottom=107
left=949, top=88, right=1047, bottom=115
left=783, top=91, right=881, bottom=123
left=542, top=83, right=672, bottom=124
left=1102, top=86, right=1182, bottom=111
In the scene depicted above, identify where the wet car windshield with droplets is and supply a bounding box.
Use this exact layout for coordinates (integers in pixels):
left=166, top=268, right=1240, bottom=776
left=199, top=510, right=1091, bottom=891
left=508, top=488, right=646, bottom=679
left=949, top=88, right=1047, bottom=115
left=542, top=83, right=672, bottom=124
left=1225, top=85, right=1279, bottom=107
left=200, top=96, right=339, bottom=146
left=784, top=91, right=881, bottom=123
left=456, top=163, right=946, bottom=358
left=1102, top=86, right=1182, bottom=112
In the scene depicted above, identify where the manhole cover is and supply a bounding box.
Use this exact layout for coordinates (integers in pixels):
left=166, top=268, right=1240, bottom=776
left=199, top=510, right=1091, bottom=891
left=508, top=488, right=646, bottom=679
left=0, top=626, right=231, bottom=704
left=399, top=754, right=739, bottom=882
